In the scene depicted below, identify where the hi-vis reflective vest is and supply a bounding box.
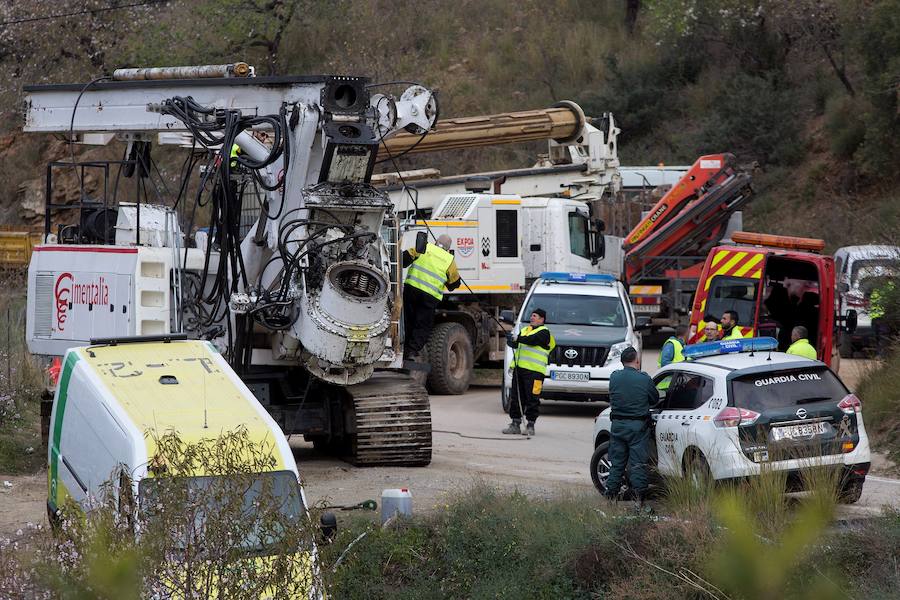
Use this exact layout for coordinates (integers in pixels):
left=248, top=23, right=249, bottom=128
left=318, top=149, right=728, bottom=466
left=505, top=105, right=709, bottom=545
left=513, top=325, right=557, bottom=376
left=723, top=326, right=746, bottom=340
left=787, top=338, right=818, bottom=360
left=230, top=143, right=241, bottom=168
left=405, top=243, right=454, bottom=300
left=657, top=337, right=685, bottom=367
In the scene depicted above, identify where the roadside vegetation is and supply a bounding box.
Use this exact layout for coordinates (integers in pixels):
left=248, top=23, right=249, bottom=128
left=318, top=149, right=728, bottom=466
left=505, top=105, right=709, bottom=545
left=0, top=280, right=44, bottom=474
left=0, top=1, right=898, bottom=248
left=2, top=428, right=898, bottom=598
left=322, top=481, right=897, bottom=599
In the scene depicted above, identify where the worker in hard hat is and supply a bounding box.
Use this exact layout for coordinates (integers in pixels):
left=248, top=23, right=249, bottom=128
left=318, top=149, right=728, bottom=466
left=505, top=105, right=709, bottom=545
left=402, top=233, right=461, bottom=362
left=786, top=325, right=818, bottom=359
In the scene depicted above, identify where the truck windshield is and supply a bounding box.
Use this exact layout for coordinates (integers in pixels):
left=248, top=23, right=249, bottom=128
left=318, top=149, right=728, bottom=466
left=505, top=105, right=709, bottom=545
left=139, top=470, right=305, bottom=555
left=730, top=367, right=847, bottom=412
left=522, top=293, right=626, bottom=327
left=705, top=276, right=758, bottom=325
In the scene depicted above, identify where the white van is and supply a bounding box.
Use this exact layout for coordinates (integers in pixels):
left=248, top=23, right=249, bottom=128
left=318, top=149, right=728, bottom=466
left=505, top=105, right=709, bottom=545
left=834, top=245, right=900, bottom=356
left=47, top=336, right=304, bottom=518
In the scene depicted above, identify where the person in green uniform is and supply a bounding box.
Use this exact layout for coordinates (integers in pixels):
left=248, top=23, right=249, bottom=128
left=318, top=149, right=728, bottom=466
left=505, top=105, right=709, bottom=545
left=720, top=310, right=746, bottom=340
left=786, top=325, right=818, bottom=359
left=502, top=308, right=556, bottom=436
left=605, top=347, right=658, bottom=504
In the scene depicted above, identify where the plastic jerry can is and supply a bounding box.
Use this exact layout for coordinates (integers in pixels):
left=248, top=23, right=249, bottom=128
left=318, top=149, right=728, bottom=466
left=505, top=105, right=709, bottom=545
left=381, top=488, right=412, bottom=524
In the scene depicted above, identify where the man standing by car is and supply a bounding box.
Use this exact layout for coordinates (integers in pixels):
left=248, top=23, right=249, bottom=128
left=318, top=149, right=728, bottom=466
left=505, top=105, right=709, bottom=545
left=605, top=347, right=658, bottom=504
left=786, top=325, right=818, bottom=359
left=502, top=308, right=555, bottom=436
left=721, top=310, right=746, bottom=340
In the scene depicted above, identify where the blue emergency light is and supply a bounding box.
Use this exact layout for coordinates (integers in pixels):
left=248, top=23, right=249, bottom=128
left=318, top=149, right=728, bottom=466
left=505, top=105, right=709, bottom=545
left=540, top=272, right=617, bottom=284
left=682, top=337, right=779, bottom=360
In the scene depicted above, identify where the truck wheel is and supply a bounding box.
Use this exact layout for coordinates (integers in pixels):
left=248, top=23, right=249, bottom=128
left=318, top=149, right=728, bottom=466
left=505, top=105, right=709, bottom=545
left=501, top=384, right=510, bottom=413
left=426, top=322, right=473, bottom=395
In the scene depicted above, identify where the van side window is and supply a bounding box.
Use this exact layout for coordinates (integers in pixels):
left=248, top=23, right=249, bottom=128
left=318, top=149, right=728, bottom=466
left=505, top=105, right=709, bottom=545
left=663, top=374, right=714, bottom=410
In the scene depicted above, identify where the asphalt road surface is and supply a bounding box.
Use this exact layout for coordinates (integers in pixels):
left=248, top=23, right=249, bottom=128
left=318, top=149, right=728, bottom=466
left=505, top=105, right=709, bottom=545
left=1, top=353, right=896, bottom=537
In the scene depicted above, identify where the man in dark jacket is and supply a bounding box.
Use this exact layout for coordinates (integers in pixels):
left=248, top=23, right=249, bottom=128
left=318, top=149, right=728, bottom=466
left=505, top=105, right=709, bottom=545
left=502, top=308, right=556, bottom=436
left=605, top=347, right=658, bottom=503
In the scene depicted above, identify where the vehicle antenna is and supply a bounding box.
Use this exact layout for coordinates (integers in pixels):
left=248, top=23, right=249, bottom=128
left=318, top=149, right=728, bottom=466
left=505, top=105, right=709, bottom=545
left=203, top=372, right=209, bottom=429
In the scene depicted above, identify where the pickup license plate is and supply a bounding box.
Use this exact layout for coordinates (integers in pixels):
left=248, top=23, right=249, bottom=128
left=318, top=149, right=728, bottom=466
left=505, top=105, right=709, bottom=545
left=551, top=371, right=590, bottom=382
left=631, top=305, right=658, bottom=313
left=771, top=422, right=828, bottom=441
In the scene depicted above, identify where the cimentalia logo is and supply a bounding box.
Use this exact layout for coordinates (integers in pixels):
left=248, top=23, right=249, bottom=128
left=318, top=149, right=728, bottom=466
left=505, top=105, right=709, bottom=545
left=54, top=273, right=110, bottom=332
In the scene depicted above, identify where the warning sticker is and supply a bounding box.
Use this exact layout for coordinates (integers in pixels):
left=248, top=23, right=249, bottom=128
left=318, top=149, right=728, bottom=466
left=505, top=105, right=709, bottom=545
left=700, top=159, right=722, bottom=169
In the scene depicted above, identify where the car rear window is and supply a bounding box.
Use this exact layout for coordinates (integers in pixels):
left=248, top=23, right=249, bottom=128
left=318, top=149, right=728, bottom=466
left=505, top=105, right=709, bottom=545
left=730, top=367, right=848, bottom=412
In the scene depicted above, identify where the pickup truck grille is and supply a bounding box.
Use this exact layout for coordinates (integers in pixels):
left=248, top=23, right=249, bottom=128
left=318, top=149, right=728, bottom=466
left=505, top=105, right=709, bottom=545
left=549, top=345, right=608, bottom=368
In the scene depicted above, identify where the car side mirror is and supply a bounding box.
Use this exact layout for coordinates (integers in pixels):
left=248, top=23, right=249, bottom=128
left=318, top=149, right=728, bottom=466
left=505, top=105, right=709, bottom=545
left=844, top=309, right=858, bottom=333
left=500, top=310, right=517, bottom=324
left=588, top=218, right=606, bottom=263
left=320, top=512, right=337, bottom=543
left=634, top=316, right=652, bottom=331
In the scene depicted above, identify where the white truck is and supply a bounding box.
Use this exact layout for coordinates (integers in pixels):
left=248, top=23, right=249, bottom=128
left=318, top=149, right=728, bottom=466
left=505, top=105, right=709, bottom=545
left=398, top=190, right=618, bottom=394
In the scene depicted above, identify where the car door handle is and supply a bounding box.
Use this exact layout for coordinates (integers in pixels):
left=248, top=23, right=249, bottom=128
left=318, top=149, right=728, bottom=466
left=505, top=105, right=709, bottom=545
left=681, top=421, right=691, bottom=427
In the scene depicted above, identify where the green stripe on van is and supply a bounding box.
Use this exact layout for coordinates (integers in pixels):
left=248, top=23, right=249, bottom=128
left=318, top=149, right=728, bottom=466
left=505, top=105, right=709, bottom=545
left=49, top=351, right=80, bottom=511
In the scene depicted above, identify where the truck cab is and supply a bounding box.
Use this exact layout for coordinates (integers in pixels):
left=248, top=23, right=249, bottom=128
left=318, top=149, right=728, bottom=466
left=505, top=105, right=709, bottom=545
left=689, top=232, right=856, bottom=368
left=833, top=245, right=900, bottom=356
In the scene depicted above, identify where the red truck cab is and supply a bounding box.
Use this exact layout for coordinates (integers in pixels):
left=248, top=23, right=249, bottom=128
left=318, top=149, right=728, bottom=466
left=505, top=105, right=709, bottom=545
left=689, top=232, right=855, bottom=368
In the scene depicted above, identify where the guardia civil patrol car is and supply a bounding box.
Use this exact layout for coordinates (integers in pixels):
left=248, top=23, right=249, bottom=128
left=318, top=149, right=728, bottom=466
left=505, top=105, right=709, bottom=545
left=589, top=337, right=871, bottom=502
left=501, top=272, right=649, bottom=411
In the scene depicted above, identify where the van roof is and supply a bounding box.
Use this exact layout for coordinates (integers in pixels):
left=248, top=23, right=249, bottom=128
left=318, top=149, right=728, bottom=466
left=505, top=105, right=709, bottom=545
left=73, top=340, right=280, bottom=450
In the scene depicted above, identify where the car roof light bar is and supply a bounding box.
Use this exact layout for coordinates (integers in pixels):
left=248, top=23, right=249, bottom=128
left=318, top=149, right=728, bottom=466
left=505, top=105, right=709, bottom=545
left=540, top=272, right=616, bottom=284
left=682, top=336, right=779, bottom=360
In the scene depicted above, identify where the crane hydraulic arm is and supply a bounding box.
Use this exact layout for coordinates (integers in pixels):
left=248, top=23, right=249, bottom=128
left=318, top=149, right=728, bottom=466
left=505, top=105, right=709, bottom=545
left=622, top=153, right=753, bottom=284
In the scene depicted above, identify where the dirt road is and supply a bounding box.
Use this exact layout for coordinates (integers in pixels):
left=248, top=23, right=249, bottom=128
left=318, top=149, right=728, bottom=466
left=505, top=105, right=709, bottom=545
left=1, top=352, right=894, bottom=537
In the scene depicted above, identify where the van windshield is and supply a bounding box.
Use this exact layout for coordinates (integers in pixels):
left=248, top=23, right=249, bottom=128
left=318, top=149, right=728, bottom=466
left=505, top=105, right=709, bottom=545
left=139, top=470, right=304, bottom=555
left=730, top=367, right=848, bottom=412
left=521, top=293, right=625, bottom=327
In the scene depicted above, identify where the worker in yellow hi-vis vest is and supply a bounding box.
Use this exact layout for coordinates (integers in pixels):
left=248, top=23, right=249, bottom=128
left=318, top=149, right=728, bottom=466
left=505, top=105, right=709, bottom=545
left=502, top=308, right=556, bottom=437
left=402, top=233, right=461, bottom=361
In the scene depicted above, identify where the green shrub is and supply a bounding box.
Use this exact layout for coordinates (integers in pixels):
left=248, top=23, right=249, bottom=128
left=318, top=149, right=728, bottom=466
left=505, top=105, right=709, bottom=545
left=825, top=96, right=866, bottom=160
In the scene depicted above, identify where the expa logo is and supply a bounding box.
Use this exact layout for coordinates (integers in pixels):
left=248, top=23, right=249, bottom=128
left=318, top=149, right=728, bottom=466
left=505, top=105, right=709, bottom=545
left=456, top=236, right=475, bottom=257
left=54, top=273, right=111, bottom=331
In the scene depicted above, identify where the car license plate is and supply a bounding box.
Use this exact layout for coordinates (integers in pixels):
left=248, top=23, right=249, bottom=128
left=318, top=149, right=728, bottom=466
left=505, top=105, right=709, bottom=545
left=631, top=305, right=658, bottom=313
left=551, top=371, right=590, bottom=382
left=772, top=422, right=828, bottom=441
